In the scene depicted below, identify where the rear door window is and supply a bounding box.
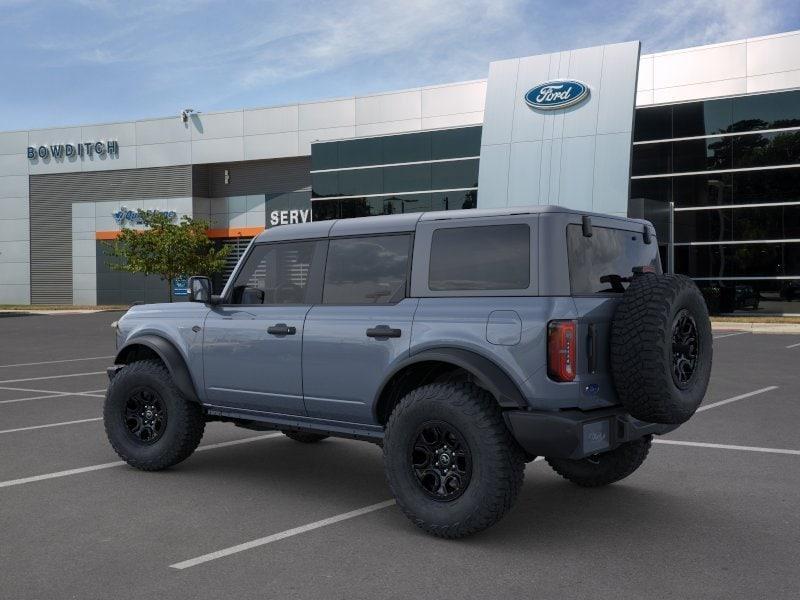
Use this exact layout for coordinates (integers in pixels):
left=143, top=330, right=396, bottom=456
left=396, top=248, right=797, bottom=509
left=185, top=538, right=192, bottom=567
left=567, top=224, right=661, bottom=294
left=323, top=235, right=411, bottom=304
left=428, top=224, right=530, bottom=291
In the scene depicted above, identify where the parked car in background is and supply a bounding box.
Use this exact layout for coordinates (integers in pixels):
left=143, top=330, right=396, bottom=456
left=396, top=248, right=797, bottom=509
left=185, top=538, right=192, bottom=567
left=735, top=284, right=760, bottom=310
left=780, top=281, right=800, bottom=302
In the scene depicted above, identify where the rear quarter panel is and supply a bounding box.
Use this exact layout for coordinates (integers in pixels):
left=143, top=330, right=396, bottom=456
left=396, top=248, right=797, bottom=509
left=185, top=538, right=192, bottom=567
left=410, top=297, right=579, bottom=410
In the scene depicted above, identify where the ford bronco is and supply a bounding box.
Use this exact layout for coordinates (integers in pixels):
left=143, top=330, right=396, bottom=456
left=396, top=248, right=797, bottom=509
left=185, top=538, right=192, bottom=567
left=104, top=206, right=712, bottom=538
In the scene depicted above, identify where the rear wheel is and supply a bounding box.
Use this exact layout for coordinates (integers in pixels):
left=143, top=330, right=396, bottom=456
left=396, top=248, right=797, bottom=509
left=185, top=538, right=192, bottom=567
left=546, top=436, right=652, bottom=487
left=104, top=360, right=205, bottom=471
left=281, top=430, right=329, bottom=443
left=383, top=382, right=525, bottom=538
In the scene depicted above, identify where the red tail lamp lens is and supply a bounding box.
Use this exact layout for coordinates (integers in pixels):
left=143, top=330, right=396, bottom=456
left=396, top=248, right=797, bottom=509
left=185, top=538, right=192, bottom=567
left=548, top=320, right=576, bottom=382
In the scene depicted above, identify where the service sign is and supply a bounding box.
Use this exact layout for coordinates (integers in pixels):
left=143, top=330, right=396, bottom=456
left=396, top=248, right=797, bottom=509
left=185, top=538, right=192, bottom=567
left=269, top=209, right=312, bottom=226
left=524, top=80, right=589, bottom=110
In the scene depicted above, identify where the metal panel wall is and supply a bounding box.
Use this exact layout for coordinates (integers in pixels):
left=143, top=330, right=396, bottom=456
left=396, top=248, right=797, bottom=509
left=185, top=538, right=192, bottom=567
left=478, top=41, right=640, bottom=216
left=204, top=157, right=311, bottom=197
left=29, top=165, right=192, bottom=304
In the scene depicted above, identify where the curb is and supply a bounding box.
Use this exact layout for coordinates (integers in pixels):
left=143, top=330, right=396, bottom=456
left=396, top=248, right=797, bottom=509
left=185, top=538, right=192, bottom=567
left=0, top=309, right=106, bottom=315
left=712, top=322, right=800, bottom=334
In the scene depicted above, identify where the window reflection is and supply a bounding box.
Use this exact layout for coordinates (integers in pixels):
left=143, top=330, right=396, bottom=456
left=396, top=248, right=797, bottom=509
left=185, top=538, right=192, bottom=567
left=674, top=243, right=797, bottom=278
left=632, top=90, right=800, bottom=141
left=310, top=191, right=478, bottom=222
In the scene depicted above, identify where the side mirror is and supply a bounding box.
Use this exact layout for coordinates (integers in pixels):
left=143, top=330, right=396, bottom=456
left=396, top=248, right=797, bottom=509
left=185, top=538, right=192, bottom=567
left=188, top=276, right=212, bottom=304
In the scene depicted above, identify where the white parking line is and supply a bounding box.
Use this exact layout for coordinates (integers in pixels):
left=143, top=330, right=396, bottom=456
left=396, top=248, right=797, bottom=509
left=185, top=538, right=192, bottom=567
left=0, top=388, right=106, bottom=405
left=786, top=342, right=800, bottom=349
left=0, top=418, right=102, bottom=435
left=170, top=499, right=397, bottom=570
left=697, top=386, right=778, bottom=412
left=0, top=356, right=113, bottom=369
left=655, top=439, right=800, bottom=456
left=174, top=459, right=547, bottom=569
left=713, top=331, right=748, bottom=339
left=0, top=371, right=106, bottom=385
left=0, top=433, right=281, bottom=489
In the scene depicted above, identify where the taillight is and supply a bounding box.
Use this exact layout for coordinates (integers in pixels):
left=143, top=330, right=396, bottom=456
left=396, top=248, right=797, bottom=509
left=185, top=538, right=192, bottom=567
left=547, top=320, right=576, bottom=382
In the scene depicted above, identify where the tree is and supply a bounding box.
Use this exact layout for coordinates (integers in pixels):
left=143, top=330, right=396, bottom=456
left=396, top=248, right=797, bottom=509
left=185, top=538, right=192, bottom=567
left=105, top=210, right=230, bottom=302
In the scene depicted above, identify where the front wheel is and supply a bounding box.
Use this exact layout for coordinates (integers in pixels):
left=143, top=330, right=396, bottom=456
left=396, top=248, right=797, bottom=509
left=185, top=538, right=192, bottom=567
left=383, top=382, right=525, bottom=538
left=104, top=360, right=205, bottom=471
left=546, top=436, right=652, bottom=487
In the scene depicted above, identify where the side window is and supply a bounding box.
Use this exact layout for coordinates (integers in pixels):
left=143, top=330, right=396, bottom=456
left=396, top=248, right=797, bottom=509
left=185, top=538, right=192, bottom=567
left=428, top=224, right=530, bottom=291
left=230, top=241, right=319, bottom=305
left=323, top=235, right=410, bottom=304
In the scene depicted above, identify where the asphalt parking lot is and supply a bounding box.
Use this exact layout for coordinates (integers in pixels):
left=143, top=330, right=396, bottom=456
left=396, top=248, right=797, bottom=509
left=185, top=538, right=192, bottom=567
left=0, top=311, right=798, bottom=600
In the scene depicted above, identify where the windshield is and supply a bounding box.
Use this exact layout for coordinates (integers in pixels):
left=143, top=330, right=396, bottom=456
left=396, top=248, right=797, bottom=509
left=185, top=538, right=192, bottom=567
left=567, top=224, right=662, bottom=294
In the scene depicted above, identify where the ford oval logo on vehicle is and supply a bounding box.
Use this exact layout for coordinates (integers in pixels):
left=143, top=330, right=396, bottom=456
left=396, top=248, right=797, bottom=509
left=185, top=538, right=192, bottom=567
left=524, top=80, right=589, bottom=110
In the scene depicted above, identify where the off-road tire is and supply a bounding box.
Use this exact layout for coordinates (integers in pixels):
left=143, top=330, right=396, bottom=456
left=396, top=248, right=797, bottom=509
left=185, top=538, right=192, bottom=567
left=281, top=430, right=329, bottom=443
left=611, top=273, right=712, bottom=425
left=104, top=359, right=205, bottom=471
left=546, top=436, right=652, bottom=487
left=383, top=382, right=525, bottom=538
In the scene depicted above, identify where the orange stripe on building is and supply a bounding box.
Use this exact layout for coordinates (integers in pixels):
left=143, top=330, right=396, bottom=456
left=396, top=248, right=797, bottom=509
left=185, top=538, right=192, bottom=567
left=206, top=227, right=265, bottom=238
left=95, top=226, right=265, bottom=241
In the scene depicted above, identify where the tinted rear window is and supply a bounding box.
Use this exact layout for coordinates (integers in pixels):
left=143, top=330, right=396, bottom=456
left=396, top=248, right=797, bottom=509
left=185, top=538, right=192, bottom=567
left=567, top=224, right=661, bottom=294
left=428, top=224, right=530, bottom=291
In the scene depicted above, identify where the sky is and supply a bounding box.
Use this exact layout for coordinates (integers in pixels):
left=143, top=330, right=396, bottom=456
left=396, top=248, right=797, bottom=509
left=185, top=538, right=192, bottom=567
left=1, top=0, right=799, bottom=131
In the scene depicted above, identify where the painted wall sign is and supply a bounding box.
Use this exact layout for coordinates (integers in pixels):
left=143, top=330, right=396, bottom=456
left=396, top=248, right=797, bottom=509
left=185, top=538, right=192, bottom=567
left=269, top=209, right=312, bottom=226
left=112, top=206, right=178, bottom=227
left=524, top=80, right=589, bottom=110
left=27, top=140, right=119, bottom=160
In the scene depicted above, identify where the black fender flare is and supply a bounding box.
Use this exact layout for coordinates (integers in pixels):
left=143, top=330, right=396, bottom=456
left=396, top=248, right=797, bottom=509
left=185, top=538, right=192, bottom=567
left=114, top=334, right=199, bottom=403
left=374, top=347, right=527, bottom=412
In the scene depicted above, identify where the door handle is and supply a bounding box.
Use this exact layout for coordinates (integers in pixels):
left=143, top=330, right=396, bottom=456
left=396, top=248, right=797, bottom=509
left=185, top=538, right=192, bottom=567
left=267, top=323, right=297, bottom=336
left=366, top=325, right=402, bottom=339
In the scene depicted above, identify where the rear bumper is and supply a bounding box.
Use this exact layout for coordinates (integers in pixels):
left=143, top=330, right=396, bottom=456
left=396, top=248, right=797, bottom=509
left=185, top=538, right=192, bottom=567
left=504, top=407, right=677, bottom=460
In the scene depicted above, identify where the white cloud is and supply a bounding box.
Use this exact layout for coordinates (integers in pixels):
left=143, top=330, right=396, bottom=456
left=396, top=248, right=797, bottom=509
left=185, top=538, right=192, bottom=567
left=609, top=0, right=785, bottom=52
left=234, top=0, right=526, bottom=89
left=1, top=0, right=796, bottom=129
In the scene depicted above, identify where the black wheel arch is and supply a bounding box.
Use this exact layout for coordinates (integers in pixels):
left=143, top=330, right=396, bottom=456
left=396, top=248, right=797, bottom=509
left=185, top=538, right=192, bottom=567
left=114, top=335, right=200, bottom=403
left=373, top=347, right=527, bottom=424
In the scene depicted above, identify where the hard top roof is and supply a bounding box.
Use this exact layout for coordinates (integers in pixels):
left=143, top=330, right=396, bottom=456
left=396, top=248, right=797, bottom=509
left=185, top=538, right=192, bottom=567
left=253, top=205, right=646, bottom=243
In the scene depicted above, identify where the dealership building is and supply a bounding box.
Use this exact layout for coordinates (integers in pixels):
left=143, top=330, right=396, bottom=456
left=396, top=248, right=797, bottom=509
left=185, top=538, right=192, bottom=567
left=0, top=29, right=799, bottom=310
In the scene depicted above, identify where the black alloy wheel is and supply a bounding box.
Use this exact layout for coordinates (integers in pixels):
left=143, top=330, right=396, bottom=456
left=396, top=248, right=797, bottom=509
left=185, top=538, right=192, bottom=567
left=410, top=421, right=472, bottom=502
left=124, top=387, right=167, bottom=445
left=383, top=381, right=526, bottom=538
left=671, top=309, right=699, bottom=388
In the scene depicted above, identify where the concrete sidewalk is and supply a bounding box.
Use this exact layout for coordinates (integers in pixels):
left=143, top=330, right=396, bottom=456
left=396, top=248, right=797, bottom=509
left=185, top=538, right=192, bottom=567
left=711, top=321, right=800, bottom=334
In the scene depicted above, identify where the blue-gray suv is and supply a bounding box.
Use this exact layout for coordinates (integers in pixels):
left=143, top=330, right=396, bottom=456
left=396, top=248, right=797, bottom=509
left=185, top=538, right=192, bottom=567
left=105, top=206, right=712, bottom=538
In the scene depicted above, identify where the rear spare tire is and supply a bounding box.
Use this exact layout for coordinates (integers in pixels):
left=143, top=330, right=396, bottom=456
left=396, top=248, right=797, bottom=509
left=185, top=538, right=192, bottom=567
left=611, top=274, right=712, bottom=425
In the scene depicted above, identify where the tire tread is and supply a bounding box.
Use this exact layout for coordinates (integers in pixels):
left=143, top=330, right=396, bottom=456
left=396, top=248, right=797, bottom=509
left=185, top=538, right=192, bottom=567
left=104, top=359, right=205, bottom=471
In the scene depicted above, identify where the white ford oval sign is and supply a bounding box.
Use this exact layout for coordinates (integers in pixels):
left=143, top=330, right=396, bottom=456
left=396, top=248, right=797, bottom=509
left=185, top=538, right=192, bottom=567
left=524, top=80, right=589, bottom=110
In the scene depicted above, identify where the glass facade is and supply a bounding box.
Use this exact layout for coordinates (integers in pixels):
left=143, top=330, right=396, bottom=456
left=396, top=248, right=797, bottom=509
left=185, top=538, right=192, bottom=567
left=631, top=89, right=800, bottom=314
left=311, top=126, right=480, bottom=219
